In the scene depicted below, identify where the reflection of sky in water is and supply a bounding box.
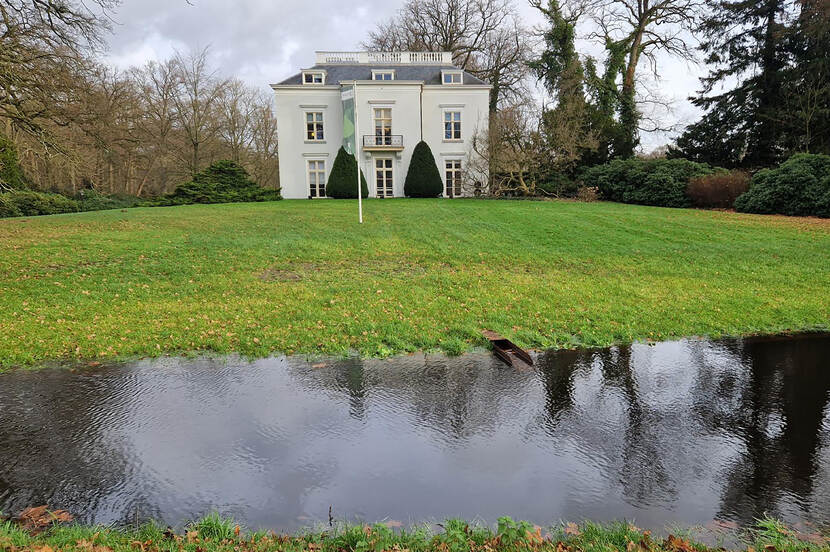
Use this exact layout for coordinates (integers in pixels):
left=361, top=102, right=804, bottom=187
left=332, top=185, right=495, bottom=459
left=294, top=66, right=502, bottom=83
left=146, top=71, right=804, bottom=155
left=0, top=334, right=828, bottom=531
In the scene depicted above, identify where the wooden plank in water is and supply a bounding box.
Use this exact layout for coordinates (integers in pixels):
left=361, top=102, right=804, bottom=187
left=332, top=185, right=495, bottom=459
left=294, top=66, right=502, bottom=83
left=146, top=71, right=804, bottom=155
left=482, top=330, right=534, bottom=367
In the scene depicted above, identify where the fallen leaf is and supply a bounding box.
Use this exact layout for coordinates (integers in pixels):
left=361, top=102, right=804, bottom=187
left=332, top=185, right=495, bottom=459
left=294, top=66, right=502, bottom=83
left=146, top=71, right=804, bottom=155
left=564, top=523, right=580, bottom=536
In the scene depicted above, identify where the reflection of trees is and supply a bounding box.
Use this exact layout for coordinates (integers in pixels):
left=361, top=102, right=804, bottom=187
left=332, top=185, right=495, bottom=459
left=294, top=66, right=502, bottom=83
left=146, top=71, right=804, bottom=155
left=711, top=336, right=830, bottom=524
left=538, top=345, right=675, bottom=507
left=0, top=369, right=133, bottom=522
left=288, top=354, right=533, bottom=442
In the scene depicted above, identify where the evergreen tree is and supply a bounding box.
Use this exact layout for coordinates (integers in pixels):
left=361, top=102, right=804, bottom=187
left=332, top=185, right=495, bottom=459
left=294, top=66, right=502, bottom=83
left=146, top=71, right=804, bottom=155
left=782, top=0, right=830, bottom=155
left=679, top=0, right=794, bottom=167
left=528, top=0, right=599, bottom=171
left=326, top=147, right=368, bottom=199
left=163, top=160, right=281, bottom=204
left=404, top=141, right=443, bottom=197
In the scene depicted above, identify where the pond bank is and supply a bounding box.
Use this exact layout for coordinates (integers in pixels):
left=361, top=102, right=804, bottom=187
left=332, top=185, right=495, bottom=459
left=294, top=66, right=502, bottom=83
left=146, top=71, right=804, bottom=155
left=1, top=514, right=827, bottom=552
left=2, top=333, right=829, bottom=531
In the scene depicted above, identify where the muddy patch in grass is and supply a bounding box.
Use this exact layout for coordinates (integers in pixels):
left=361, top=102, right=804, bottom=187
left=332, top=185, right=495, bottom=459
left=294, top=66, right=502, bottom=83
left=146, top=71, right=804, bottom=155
left=259, top=260, right=435, bottom=283
left=259, top=263, right=318, bottom=282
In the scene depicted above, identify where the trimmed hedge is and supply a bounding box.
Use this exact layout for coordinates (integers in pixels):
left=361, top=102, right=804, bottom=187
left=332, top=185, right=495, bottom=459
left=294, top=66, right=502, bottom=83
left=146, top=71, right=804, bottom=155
left=404, top=141, right=443, bottom=198
left=735, top=153, right=830, bottom=217
left=160, top=160, right=281, bottom=205
left=0, top=191, right=80, bottom=217
left=326, top=147, right=369, bottom=199
left=583, top=158, right=717, bottom=208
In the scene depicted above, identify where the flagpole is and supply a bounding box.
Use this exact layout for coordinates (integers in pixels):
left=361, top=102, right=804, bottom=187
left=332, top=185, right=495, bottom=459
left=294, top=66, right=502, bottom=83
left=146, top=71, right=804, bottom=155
left=354, top=82, right=363, bottom=224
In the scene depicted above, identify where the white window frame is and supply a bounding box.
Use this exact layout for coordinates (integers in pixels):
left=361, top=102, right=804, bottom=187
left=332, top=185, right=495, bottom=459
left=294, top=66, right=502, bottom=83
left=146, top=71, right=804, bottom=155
left=371, top=70, right=395, bottom=81
left=444, top=159, right=463, bottom=198
left=442, top=71, right=463, bottom=85
left=302, top=71, right=326, bottom=85
left=374, top=157, right=395, bottom=198
left=305, top=111, right=325, bottom=142
left=373, top=107, right=393, bottom=144
left=443, top=110, right=462, bottom=141
left=307, top=159, right=327, bottom=198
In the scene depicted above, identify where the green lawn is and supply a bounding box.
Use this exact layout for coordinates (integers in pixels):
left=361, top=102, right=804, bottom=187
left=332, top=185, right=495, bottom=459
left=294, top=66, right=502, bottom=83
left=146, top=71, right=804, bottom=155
left=1, top=199, right=828, bottom=368
left=2, top=515, right=828, bottom=552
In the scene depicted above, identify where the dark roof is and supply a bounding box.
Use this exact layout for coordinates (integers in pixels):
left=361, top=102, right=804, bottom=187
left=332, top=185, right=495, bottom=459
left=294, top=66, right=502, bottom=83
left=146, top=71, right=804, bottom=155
left=276, top=64, right=488, bottom=86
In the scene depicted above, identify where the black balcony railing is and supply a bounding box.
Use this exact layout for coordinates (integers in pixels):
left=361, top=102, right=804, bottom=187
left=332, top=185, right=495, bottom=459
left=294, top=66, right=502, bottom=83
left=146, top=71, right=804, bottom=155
left=363, top=135, right=404, bottom=148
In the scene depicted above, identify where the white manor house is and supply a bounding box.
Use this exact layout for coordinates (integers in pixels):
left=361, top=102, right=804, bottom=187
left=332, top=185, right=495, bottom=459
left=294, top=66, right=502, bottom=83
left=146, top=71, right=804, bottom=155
left=271, top=51, right=491, bottom=199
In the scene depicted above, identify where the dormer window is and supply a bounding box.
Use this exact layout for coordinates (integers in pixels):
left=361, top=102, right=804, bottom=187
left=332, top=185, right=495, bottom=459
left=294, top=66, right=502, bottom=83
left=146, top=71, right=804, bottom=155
left=372, top=70, right=395, bottom=81
left=303, top=71, right=326, bottom=85
left=442, top=71, right=463, bottom=85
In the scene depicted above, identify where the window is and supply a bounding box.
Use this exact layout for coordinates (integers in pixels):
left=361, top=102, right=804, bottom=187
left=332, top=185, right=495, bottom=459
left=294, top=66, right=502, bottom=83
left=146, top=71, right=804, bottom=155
left=442, top=71, right=462, bottom=85
left=303, top=71, right=325, bottom=84
left=375, top=158, right=394, bottom=198
left=374, top=107, right=392, bottom=145
left=372, top=70, right=395, bottom=81
left=308, top=160, right=326, bottom=198
left=445, top=160, right=463, bottom=197
left=305, top=112, right=324, bottom=141
left=444, top=111, right=461, bottom=140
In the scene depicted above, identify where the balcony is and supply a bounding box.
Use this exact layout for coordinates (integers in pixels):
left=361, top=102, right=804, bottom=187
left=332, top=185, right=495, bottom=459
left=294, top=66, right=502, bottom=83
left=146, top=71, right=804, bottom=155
left=363, top=135, right=404, bottom=151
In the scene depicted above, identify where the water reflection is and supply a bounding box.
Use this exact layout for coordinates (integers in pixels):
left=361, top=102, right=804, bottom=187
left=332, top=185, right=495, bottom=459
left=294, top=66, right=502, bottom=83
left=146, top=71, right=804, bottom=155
left=0, top=334, right=827, bottom=530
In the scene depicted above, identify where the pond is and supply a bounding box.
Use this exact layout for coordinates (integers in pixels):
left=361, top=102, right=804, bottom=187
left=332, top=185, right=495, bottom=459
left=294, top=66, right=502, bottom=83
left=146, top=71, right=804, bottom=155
left=0, top=333, right=829, bottom=531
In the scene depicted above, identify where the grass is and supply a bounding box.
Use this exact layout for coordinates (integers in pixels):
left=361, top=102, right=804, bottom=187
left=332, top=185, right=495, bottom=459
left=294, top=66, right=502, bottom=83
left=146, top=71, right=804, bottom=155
left=0, top=199, right=828, bottom=368
left=0, top=514, right=827, bottom=552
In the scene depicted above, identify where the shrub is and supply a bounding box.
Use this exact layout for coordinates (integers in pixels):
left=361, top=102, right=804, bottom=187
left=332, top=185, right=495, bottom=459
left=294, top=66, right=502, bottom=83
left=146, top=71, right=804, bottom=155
left=576, top=186, right=598, bottom=202
left=161, top=160, right=281, bottom=205
left=326, top=147, right=369, bottom=199
left=735, top=153, right=830, bottom=217
left=0, top=135, right=28, bottom=191
left=537, top=172, right=578, bottom=197
left=0, top=194, right=22, bottom=218
left=404, top=141, right=443, bottom=197
left=75, top=189, right=145, bottom=211
left=687, top=170, right=750, bottom=209
left=2, top=191, right=79, bottom=216
left=583, top=157, right=716, bottom=208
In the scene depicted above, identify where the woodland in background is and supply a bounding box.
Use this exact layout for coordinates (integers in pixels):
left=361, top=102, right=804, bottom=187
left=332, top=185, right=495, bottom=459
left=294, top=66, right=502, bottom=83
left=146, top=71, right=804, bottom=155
left=0, top=1, right=278, bottom=197
left=1, top=0, right=829, bottom=207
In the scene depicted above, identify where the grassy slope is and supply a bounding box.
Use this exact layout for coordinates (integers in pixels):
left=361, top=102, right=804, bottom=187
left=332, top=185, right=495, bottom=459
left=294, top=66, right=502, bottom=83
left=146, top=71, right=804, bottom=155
left=0, top=199, right=828, bottom=367
left=1, top=515, right=827, bottom=552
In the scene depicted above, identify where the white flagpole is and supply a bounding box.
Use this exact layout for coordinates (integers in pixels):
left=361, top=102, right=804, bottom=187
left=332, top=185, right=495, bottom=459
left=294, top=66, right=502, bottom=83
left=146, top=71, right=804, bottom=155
left=354, top=82, right=363, bottom=224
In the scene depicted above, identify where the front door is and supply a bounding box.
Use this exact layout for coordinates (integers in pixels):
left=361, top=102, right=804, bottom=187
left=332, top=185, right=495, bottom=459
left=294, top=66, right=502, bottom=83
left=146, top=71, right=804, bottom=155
left=375, top=158, right=394, bottom=198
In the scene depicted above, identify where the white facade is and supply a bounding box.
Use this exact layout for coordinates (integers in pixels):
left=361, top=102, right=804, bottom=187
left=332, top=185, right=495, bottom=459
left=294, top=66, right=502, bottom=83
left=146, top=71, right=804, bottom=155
left=271, top=52, right=491, bottom=199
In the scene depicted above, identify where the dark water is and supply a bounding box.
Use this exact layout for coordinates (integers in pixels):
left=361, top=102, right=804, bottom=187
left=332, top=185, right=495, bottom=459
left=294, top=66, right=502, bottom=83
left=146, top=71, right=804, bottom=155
left=1, top=334, right=829, bottom=531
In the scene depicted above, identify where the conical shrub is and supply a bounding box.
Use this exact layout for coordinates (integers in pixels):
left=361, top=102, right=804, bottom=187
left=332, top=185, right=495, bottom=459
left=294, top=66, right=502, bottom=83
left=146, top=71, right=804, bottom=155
left=326, top=147, right=369, bottom=199
left=404, top=141, right=443, bottom=198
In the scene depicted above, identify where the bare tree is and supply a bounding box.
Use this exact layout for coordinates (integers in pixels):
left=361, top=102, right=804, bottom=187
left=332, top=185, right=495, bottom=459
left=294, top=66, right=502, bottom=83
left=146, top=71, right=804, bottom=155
left=171, top=48, right=227, bottom=176
left=363, top=0, right=532, bottom=111
left=0, top=0, right=119, bottom=145
left=248, top=94, right=280, bottom=191
left=586, top=0, right=700, bottom=155
left=468, top=99, right=555, bottom=196
left=218, top=79, right=257, bottom=164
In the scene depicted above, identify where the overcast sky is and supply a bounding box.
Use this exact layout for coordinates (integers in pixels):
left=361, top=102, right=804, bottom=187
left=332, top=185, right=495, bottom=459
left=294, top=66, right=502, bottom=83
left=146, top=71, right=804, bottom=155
left=103, top=0, right=707, bottom=150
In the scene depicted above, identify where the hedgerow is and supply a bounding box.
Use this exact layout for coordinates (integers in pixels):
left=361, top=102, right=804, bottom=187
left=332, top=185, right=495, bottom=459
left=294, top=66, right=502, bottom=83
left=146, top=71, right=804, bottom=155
left=735, top=153, right=830, bottom=217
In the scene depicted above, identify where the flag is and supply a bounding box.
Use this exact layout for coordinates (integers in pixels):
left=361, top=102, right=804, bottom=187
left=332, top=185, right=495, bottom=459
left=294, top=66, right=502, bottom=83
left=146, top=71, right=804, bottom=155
left=341, top=86, right=356, bottom=155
